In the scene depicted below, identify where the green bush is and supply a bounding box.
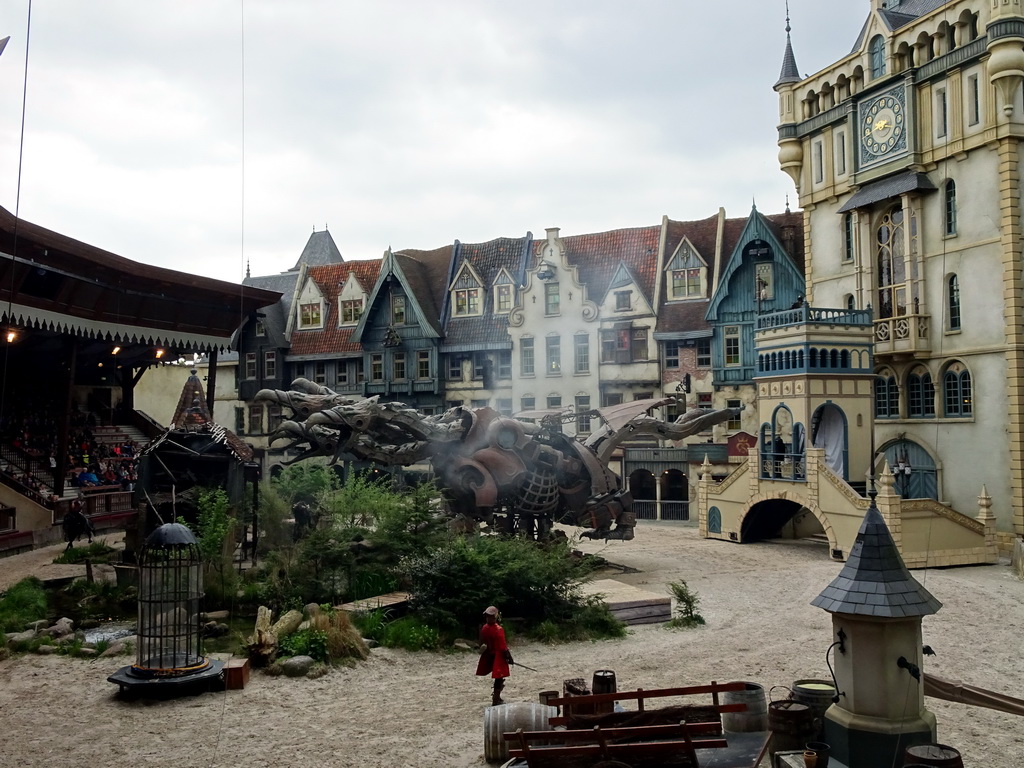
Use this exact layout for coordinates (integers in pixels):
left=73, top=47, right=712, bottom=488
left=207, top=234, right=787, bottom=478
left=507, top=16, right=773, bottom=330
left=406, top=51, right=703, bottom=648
left=278, top=628, right=330, bottom=662
left=349, top=606, right=392, bottom=646
left=666, top=580, right=706, bottom=629
left=0, top=578, right=48, bottom=632
left=380, top=616, right=439, bottom=651
left=399, top=534, right=621, bottom=641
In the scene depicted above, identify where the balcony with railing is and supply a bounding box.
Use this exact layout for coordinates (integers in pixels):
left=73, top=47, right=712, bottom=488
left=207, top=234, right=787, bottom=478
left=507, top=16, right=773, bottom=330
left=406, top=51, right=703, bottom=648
left=873, top=313, right=931, bottom=359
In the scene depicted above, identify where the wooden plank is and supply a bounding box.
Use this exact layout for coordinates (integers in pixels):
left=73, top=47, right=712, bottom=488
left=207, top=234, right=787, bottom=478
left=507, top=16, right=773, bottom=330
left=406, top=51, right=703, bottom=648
left=581, top=578, right=671, bottom=625
left=504, top=721, right=723, bottom=744
left=610, top=605, right=672, bottom=621
left=336, top=591, right=410, bottom=613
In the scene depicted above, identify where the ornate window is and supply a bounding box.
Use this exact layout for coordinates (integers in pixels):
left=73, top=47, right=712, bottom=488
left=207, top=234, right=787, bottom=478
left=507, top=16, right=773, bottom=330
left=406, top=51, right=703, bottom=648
left=907, top=368, right=935, bottom=418
left=943, top=363, right=972, bottom=417
left=944, top=180, right=957, bottom=236
left=870, top=35, right=886, bottom=79
left=520, top=337, right=535, bottom=376
left=874, top=372, right=899, bottom=418
left=876, top=205, right=908, bottom=319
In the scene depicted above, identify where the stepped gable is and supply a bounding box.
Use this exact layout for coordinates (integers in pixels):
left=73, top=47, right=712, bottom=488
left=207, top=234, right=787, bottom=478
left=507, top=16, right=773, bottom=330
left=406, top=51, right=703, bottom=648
left=147, top=369, right=253, bottom=462
left=554, top=225, right=662, bottom=306
left=811, top=505, right=942, bottom=618
left=392, top=244, right=454, bottom=337
left=443, top=235, right=530, bottom=350
left=289, top=259, right=382, bottom=357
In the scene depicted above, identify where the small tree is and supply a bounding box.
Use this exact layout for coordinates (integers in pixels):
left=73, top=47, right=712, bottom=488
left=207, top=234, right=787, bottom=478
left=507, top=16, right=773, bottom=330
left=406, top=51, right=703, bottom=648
left=666, top=580, right=705, bottom=628
left=195, top=487, right=236, bottom=606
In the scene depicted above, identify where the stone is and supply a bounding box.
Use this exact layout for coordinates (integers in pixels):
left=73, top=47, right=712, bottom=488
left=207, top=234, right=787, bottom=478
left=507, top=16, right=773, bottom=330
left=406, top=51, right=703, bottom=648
left=99, top=641, right=126, bottom=658
left=304, top=603, right=321, bottom=617
left=34, top=644, right=56, bottom=655
left=49, top=617, right=75, bottom=638
left=202, top=610, right=231, bottom=621
left=77, top=648, right=98, bottom=658
left=29, top=619, right=49, bottom=632
left=452, top=639, right=475, bottom=652
left=6, top=630, right=36, bottom=646
left=280, top=655, right=315, bottom=677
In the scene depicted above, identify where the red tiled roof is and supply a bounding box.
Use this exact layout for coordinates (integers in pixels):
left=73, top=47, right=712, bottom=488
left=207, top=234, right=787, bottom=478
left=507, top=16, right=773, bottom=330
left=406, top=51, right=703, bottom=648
left=541, top=225, right=662, bottom=305
left=289, top=259, right=381, bottom=357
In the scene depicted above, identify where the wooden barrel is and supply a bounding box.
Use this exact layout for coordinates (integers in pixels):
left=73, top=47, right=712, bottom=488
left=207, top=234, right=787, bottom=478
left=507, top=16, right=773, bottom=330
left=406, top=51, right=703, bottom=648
left=792, top=679, right=836, bottom=740
left=903, top=744, right=964, bottom=768
left=592, top=669, right=617, bottom=714
left=483, top=702, right=557, bottom=763
left=721, top=682, right=768, bottom=733
left=768, top=700, right=815, bottom=757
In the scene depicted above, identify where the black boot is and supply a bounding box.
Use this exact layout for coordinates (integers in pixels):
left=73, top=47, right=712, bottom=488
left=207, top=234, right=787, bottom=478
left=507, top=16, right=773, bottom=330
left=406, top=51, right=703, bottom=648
left=491, top=678, right=505, bottom=706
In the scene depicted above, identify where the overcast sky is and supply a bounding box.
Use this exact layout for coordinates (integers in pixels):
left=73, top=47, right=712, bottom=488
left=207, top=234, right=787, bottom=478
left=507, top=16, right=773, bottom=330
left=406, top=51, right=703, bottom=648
left=0, top=1, right=869, bottom=284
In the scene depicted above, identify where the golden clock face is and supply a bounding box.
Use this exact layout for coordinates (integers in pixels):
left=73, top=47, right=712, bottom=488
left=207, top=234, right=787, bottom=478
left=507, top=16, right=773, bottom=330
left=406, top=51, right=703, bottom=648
left=861, top=92, right=905, bottom=158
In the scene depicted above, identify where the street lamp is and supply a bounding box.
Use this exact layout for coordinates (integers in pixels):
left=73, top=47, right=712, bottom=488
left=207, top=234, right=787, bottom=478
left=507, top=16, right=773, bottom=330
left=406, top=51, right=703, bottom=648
left=894, top=447, right=912, bottom=497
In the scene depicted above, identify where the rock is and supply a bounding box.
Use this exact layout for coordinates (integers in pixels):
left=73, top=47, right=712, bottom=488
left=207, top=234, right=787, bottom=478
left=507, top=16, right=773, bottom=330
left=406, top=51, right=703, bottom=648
left=364, top=638, right=378, bottom=649
left=34, top=644, right=56, bottom=655
left=77, top=648, right=98, bottom=658
left=271, top=610, right=303, bottom=638
left=6, top=630, right=36, bottom=646
left=304, top=603, right=321, bottom=618
left=49, top=617, right=75, bottom=638
left=202, top=610, right=231, bottom=621
left=99, top=641, right=126, bottom=658
left=202, top=621, right=230, bottom=637
left=452, top=639, right=475, bottom=652
left=279, top=655, right=315, bottom=677
left=29, top=619, right=49, bottom=632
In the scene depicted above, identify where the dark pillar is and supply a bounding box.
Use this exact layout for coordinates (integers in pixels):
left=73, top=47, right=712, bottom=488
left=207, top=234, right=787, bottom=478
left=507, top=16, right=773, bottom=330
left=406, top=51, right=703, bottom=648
left=54, top=338, right=78, bottom=497
left=206, top=348, right=219, bottom=422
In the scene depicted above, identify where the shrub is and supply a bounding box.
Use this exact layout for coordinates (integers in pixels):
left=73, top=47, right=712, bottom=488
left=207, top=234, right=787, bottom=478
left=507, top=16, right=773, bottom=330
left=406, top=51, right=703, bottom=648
left=278, top=628, right=330, bottom=662
left=380, top=616, right=439, bottom=652
left=666, top=580, right=705, bottom=629
left=310, top=609, right=369, bottom=662
left=52, top=542, right=118, bottom=565
left=0, top=578, right=48, bottom=632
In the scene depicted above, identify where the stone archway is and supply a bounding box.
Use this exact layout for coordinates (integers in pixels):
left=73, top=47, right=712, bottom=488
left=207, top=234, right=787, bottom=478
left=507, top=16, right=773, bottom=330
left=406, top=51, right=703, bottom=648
left=737, top=491, right=836, bottom=555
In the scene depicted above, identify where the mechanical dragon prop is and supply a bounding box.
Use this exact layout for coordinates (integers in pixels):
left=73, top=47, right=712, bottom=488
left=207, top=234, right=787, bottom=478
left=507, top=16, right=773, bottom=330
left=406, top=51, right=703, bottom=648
left=255, top=379, right=739, bottom=540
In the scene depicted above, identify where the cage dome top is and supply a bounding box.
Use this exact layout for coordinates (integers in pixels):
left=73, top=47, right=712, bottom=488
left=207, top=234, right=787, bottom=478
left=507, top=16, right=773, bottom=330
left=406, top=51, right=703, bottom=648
left=144, top=522, right=198, bottom=548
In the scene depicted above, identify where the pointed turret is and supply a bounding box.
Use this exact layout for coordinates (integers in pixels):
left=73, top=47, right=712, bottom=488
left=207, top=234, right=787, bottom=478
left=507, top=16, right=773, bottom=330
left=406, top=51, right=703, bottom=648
left=775, top=4, right=804, bottom=193
left=774, top=12, right=801, bottom=89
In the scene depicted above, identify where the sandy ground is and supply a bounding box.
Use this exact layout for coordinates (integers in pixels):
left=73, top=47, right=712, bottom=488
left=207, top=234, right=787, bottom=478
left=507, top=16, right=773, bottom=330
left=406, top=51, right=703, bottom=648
left=1, top=523, right=1022, bottom=768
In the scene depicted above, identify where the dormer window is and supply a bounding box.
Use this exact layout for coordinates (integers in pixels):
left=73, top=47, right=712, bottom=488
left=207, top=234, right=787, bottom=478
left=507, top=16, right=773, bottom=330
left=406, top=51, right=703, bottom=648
left=340, top=298, right=363, bottom=325
left=495, top=284, right=513, bottom=313
left=666, top=240, right=706, bottom=300
left=299, top=301, right=323, bottom=329
left=454, top=287, right=481, bottom=316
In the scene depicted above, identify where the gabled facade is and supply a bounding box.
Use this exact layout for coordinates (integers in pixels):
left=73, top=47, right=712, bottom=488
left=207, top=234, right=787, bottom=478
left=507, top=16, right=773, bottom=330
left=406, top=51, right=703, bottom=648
left=351, top=246, right=452, bottom=413
left=774, top=0, right=1024, bottom=541
left=440, top=235, right=532, bottom=415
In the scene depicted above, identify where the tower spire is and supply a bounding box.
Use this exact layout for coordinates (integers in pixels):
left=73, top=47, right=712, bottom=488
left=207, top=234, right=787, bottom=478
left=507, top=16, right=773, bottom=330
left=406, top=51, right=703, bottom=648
left=775, top=1, right=801, bottom=88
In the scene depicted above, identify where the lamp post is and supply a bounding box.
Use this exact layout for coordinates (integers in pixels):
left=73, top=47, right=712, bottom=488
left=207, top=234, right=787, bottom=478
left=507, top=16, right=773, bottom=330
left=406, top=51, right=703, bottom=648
left=895, top=447, right=912, bottom=498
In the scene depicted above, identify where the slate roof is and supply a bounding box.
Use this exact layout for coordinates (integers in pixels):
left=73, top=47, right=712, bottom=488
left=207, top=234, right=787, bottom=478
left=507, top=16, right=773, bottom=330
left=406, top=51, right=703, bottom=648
left=288, top=259, right=382, bottom=358
left=392, top=244, right=454, bottom=338
left=776, top=21, right=801, bottom=88
left=837, top=171, right=936, bottom=213
left=811, top=504, right=942, bottom=618
left=441, top=235, right=531, bottom=352
left=289, top=229, right=345, bottom=271
left=550, top=225, right=662, bottom=307
left=851, top=0, right=949, bottom=51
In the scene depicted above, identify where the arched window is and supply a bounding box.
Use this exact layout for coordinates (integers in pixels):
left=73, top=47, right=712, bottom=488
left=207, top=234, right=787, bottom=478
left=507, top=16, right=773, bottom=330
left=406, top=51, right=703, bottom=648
left=846, top=294, right=856, bottom=311
left=870, top=35, right=886, bottom=79
left=943, top=364, right=973, bottom=417
left=877, top=205, right=907, bottom=319
left=948, top=274, right=961, bottom=330
left=875, top=373, right=899, bottom=418
left=908, top=368, right=935, bottom=418
left=944, top=180, right=957, bottom=236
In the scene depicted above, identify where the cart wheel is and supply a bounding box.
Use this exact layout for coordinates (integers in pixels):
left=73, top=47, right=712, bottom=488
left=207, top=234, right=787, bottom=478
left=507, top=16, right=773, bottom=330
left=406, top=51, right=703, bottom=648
left=592, top=762, right=633, bottom=768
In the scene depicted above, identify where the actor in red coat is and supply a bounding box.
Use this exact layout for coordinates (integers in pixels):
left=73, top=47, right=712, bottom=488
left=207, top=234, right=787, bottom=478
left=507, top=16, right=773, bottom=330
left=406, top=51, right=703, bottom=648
left=476, top=605, right=512, bottom=705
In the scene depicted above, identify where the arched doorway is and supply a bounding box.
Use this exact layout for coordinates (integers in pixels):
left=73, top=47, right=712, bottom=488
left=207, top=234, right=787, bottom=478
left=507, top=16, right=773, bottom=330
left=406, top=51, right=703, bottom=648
left=740, top=498, right=821, bottom=543
left=881, top=439, right=937, bottom=499
left=811, top=403, right=848, bottom=479
left=659, top=468, right=689, bottom=520
left=629, top=469, right=657, bottom=520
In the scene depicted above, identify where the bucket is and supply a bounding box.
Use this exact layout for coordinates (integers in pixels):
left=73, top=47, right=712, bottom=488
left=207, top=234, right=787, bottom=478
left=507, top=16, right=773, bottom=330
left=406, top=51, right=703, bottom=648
left=483, top=702, right=557, bottom=763
left=792, top=679, right=836, bottom=740
left=768, top=700, right=815, bottom=757
left=805, top=741, right=830, bottom=768
left=721, top=682, right=768, bottom=733
left=592, top=669, right=617, bottom=714
left=903, top=744, right=964, bottom=768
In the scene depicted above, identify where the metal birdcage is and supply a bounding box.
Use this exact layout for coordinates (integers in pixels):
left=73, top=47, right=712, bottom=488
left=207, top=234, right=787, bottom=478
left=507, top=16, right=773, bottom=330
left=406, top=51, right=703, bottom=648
left=132, top=523, right=209, bottom=677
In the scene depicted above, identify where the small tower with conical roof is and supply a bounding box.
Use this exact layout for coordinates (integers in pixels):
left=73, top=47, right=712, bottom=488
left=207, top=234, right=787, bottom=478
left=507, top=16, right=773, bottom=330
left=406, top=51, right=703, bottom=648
left=811, top=505, right=941, bottom=767
left=774, top=4, right=803, bottom=190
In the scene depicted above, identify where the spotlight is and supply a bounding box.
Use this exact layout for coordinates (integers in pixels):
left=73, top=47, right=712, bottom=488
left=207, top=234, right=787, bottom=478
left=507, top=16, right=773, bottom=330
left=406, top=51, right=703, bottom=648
left=5, top=331, right=15, bottom=343
left=112, top=346, right=121, bottom=355
left=155, top=349, right=165, bottom=359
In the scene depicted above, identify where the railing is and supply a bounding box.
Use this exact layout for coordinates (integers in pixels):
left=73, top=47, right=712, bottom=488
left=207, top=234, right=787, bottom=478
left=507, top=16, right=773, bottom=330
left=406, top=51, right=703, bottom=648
left=633, top=500, right=690, bottom=521
left=874, top=314, right=931, bottom=357
left=758, top=305, right=873, bottom=331
left=759, top=450, right=807, bottom=482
